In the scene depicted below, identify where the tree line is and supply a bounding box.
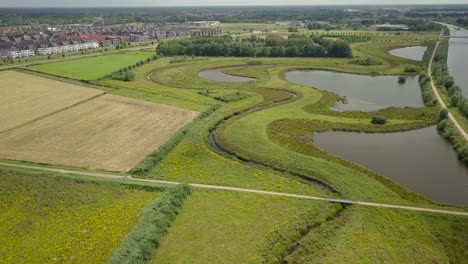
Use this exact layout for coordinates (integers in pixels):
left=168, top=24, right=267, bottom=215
left=157, top=34, right=352, bottom=58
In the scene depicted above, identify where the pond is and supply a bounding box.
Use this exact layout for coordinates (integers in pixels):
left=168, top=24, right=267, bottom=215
left=198, top=67, right=256, bottom=83
left=443, top=23, right=468, bottom=97
left=314, top=126, right=468, bottom=206
left=285, top=70, right=424, bottom=112
left=388, top=46, right=427, bottom=61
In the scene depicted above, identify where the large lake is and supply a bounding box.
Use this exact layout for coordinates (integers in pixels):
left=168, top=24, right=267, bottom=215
left=389, top=46, right=427, bottom=61
left=198, top=67, right=256, bottom=83
left=444, top=23, right=468, bottom=97
left=285, top=70, right=424, bottom=111
left=314, top=127, right=468, bottom=206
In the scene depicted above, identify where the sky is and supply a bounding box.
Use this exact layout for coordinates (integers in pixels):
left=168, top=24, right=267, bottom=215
left=1, top=0, right=468, bottom=7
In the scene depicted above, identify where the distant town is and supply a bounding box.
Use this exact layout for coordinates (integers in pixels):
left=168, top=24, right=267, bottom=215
left=0, top=22, right=223, bottom=59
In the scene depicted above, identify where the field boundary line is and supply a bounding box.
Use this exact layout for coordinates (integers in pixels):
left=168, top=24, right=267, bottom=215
left=1, top=161, right=467, bottom=217
left=0, top=93, right=106, bottom=135
left=428, top=41, right=468, bottom=141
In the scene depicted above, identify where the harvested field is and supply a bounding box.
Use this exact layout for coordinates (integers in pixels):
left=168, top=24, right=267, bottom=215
left=0, top=71, right=103, bottom=133
left=0, top=94, right=198, bottom=171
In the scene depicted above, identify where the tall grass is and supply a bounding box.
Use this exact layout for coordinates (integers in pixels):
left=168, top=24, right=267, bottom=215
left=107, top=184, right=192, bottom=264
left=129, top=105, right=219, bottom=175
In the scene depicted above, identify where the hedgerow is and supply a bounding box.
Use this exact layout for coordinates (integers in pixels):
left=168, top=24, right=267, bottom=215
left=107, top=184, right=192, bottom=264
left=129, top=104, right=220, bottom=175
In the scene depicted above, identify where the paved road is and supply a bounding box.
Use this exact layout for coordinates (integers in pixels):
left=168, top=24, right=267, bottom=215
left=428, top=41, right=468, bottom=141
left=1, top=161, right=467, bottom=217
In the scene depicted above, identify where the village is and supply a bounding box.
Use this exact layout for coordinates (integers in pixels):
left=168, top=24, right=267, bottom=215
left=0, top=23, right=223, bottom=59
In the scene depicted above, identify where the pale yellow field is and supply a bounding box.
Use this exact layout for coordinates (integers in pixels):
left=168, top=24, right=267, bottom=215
left=0, top=71, right=103, bottom=133
left=0, top=94, right=198, bottom=171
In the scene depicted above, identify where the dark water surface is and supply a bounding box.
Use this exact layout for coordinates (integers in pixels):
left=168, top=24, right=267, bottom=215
left=285, top=70, right=424, bottom=111
left=443, top=23, right=468, bottom=97
left=198, top=67, right=256, bottom=82
left=389, top=46, right=427, bottom=61
left=314, top=127, right=468, bottom=205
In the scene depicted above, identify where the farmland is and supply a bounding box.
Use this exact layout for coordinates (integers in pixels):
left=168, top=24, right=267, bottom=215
left=28, top=52, right=154, bottom=80
left=0, top=94, right=197, bottom=172
left=0, top=167, right=160, bottom=263
left=0, top=71, right=103, bottom=133
left=1, top=18, right=467, bottom=264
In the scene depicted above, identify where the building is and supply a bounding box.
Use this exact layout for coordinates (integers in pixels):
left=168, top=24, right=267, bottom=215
left=186, top=21, right=221, bottom=27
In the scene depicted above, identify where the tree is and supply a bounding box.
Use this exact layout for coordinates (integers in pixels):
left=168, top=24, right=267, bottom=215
left=439, top=108, right=449, bottom=121
left=327, top=40, right=352, bottom=58
left=285, top=46, right=299, bottom=57
left=371, top=116, right=387, bottom=125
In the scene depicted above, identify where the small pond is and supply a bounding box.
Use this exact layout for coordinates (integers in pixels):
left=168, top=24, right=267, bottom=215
left=285, top=70, right=424, bottom=112
left=314, top=126, right=468, bottom=206
left=388, top=46, right=427, bottom=61
left=198, top=67, right=256, bottom=83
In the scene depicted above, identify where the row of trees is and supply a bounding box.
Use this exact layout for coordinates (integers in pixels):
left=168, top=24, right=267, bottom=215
left=99, top=54, right=158, bottom=82
left=431, top=39, right=468, bottom=117
left=157, top=34, right=352, bottom=58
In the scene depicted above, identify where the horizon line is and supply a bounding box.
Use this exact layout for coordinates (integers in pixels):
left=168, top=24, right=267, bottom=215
left=1, top=3, right=468, bottom=8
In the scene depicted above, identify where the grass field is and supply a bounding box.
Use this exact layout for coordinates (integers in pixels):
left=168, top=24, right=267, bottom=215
left=0, top=94, right=197, bottom=172
left=0, top=167, right=160, bottom=263
left=28, top=52, right=154, bottom=80
left=2, top=30, right=467, bottom=263
left=0, top=71, right=103, bottom=133
left=152, top=189, right=337, bottom=263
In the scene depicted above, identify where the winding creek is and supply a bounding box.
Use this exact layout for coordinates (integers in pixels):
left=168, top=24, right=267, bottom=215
left=200, top=65, right=468, bottom=206
left=285, top=70, right=424, bottom=112
left=285, top=69, right=468, bottom=205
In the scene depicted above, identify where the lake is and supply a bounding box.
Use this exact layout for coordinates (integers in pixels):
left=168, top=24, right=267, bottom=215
left=285, top=70, right=424, bottom=111
left=444, top=23, right=468, bottom=97
left=314, top=127, right=468, bottom=205
left=198, top=67, right=256, bottom=82
left=389, top=46, right=427, bottom=61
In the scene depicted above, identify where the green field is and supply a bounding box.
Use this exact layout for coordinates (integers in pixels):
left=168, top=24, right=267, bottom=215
left=0, top=167, right=160, bottom=263
left=28, top=52, right=154, bottom=80
left=3, top=29, right=467, bottom=263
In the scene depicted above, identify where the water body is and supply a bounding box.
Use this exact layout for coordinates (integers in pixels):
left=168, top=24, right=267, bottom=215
left=198, top=67, right=256, bottom=82
left=444, top=23, right=468, bottom=97
left=388, top=46, right=427, bottom=61
left=285, top=70, right=424, bottom=112
left=314, top=127, right=468, bottom=206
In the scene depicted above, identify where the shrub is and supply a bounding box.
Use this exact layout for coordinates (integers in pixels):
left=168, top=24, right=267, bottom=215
left=398, top=76, right=407, bottom=84
left=439, top=108, right=449, bottom=121
left=404, top=66, right=418, bottom=73
left=108, top=185, right=192, bottom=264
left=371, top=116, right=387, bottom=125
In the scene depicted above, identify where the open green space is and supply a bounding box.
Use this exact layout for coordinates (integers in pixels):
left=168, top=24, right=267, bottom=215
left=0, top=167, right=160, bottom=263
left=27, top=52, right=154, bottom=80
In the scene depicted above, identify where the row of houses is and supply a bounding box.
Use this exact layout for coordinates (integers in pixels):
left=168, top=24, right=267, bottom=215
left=0, top=25, right=224, bottom=59
left=0, top=39, right=100, bottom=59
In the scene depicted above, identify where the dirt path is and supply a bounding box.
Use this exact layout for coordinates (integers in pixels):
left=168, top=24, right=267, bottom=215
left=428, top=41, right=468, bottom=141
left=1, top=161, right=467, bottom=217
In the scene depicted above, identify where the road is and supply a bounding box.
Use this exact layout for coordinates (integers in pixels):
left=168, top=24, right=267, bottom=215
left=1, top=161, right=467, bottom=217
left=428, top=41, right=468, bottom=141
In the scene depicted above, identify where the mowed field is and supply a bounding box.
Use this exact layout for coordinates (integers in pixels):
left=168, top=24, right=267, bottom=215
left=0, top=71, right=103, bottom=133
left=28, top=52, right=154, bottom=80
left=0, top=94, right=198, bottom=171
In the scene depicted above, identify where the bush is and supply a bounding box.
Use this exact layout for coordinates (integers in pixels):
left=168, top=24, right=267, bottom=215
left=404, top=66, right=418, bottom=73
left=108, top=185, right=192, bottom=264
left=398, top=76, right=407, bottom=84
left=439, top=108, right=449, bottom=121
left=371, top=116, right=387, bottom=125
